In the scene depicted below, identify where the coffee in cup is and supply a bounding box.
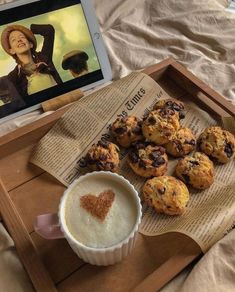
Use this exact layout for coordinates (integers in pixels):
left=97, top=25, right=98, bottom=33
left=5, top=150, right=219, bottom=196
left=64, top=173, right=138, bottom=249
left=35, top=171, right=142, bottom=266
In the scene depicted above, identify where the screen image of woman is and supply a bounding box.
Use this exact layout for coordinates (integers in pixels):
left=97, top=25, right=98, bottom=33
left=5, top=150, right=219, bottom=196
left=1, top=23, right=63, bottom=97
left=0, top=2, right=102, bottom=119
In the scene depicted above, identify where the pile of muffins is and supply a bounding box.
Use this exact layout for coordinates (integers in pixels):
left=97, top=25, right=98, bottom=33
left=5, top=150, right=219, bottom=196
left=80, top=98, right=235, bottom=216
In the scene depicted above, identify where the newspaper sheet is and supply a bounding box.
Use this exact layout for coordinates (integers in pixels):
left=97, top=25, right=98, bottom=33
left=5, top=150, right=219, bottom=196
left=31, top=72, right=235, bottom=253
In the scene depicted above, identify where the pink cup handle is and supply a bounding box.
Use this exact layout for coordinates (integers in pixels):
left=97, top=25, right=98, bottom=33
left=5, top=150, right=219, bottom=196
left=34, top=213, right=64, bottom=239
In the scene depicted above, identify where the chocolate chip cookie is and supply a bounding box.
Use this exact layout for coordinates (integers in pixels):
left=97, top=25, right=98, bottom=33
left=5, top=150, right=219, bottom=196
left=198, top=126, right=235, bottom=163
left=111, top=116, right=143, bottom=148
left=128, top=142, right=168, bottom=177
left=82, top=140, right=120, bottom=172
left=142, top=176, right=189, bottom=215
left=142, top=109, right=180, bottom=145
left=175, top=152, right=214, bottom=189
left=165, top=127, right=196, bottom=157
left=153, top=98, right=185, bottom=119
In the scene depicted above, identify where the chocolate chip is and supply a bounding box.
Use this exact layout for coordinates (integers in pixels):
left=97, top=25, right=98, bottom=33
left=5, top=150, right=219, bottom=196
left=99, top=154, right=107, bottom=161
left=148, top=116, right=156, bottom=125
left=160, top=108, right=175, bottom=117
left=176, top=146, right=183, bottom=153
left=165, top=132, right=172, bottom=137
left=165, top=101, right=174, bottom=107
left=197, top=139, right=203, bottom=149
left=149, top=151, right=160, bottom=160
left=158, top=146, right=166, bottom=155
left=166, top=100, right=184, bottom=110
left=105, top=162, right=114, bottom=170
left=224, top=143, right=233, bottom=158
left=182, top=174, right=190, bottom=184
left=139, top=159, right=146, bottom=169
left=132, top=126, right=142, bottom=134
left=211, top=156, right=219, bottom=163
left=127, top=131, right=132, bottom=137
left=156, top=157, right=165, bottom=165
left=152, top=157, right=165, bottom=167
left=185, top=139, right=196, bottom=146
left=172, top=103, right=182, bottom=111
left=86, top=153, right=94, bottom=163
left=152, top=160, right=160, bottom=167
left=143, top=115, right=148, bottom=121
left=96, top=161, right=104, bottom=169
left=189, top=160, right=199, bottom=166
left=129, top=152, right=139, bottom=163
left=164, top=101, right=185, bottom=119
left=158, top=187, right=166, bottom=195
left=79, top=157, right=87, bottom=167
left=134, top=142, right=146, bottom=150
left=114, top=127, right=127, bottom=135
left=173, top=141, right=183, bottom=153
left=166, top=102, right=181, bottom=112
left=121, top=116, right=128, bottom=122
left=98, top=140, right=110, bottom=148
left=179, top=110, right=186, bottom=119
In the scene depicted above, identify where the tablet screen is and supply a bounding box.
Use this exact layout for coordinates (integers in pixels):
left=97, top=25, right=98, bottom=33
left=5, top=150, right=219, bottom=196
left=0, top=0, right=104, bottom=119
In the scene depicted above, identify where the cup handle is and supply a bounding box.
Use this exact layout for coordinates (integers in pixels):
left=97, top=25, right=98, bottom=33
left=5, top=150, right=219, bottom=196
left=34, top=213, right=64, bottom=239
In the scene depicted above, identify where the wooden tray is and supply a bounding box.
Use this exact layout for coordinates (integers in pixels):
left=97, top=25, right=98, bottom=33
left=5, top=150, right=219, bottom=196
left=0, top=58, right=234, bottom=292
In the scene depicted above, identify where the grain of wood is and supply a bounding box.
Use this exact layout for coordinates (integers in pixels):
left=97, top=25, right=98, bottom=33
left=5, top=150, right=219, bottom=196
left=0, top=178, right=56, bottom=291
left=0, top=59, right=233, bottom=291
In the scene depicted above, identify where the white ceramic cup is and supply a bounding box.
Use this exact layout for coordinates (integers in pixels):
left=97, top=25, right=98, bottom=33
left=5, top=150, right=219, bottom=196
left=34, top=171, right=142, bottom=266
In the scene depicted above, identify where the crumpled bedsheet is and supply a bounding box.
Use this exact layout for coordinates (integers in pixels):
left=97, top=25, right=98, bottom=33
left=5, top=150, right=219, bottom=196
left=160, top=229, right=235, bottom=292
left=0, top=0, right=235, bottom=291
left=95, top=0, right=234, bottom=103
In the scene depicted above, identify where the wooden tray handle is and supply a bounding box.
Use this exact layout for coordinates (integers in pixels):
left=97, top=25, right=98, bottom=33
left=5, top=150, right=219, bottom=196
left=131, top=242, right=201, bottom=292
left=0, top=178, right=56, bottom=292
left=169, top=62, right=235, bottom=117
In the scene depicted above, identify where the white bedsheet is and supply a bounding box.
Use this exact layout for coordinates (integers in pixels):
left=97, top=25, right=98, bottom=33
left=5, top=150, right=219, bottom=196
left=96, top=0, right=234, bottom=103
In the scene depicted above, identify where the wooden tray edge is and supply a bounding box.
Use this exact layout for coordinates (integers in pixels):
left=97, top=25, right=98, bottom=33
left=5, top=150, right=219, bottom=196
left=1, top=58, right=232, bottom=291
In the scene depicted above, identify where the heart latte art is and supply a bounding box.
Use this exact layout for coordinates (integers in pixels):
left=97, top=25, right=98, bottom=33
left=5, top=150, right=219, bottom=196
left=64, top=175, right=138, bottom=248
left=80, top=190, right=115, bottom=221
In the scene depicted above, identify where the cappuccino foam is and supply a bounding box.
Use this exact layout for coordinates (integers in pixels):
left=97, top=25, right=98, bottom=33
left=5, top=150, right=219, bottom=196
left=64, top=175, right=138, bottom=248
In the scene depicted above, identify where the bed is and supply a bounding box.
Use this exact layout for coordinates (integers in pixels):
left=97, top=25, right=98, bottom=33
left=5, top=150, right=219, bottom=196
left=0, top=0, right=234, bottom=291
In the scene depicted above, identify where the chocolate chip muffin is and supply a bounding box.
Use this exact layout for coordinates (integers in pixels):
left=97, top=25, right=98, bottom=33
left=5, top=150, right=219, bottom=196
left=175, top=152, right=214, bottom=189
left=142, top=109, right=180, bottom=145
left=82, top=140, right=120, bottom=172
left=142, top=176, right=189, bottom=215
left=165, top=127, right=196, bottom=157
left=111, top=116, right=143, bottom=148
left=198, top=126, right=235, bottom=163
left=127, top=142, right=168, bottom=178
left=153, top=98, right=185, bottom=119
